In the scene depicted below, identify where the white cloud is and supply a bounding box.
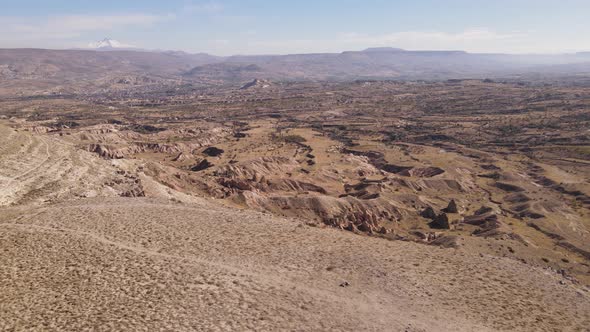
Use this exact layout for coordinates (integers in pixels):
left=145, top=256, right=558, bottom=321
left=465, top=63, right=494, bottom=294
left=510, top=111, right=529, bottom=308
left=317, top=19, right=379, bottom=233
left=339, top=29, right=528, bottom=52
left=0, top=14, right=173, bottom=46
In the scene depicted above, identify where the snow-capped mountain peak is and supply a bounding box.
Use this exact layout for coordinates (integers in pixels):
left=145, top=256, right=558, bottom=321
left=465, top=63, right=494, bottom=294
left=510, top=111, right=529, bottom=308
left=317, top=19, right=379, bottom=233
left=87, top=38, right=135, bottom=50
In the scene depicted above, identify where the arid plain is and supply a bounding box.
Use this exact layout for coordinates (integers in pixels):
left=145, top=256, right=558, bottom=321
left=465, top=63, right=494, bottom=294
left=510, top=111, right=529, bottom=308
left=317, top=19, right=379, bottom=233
left=1, top=49, right=590, bottom=331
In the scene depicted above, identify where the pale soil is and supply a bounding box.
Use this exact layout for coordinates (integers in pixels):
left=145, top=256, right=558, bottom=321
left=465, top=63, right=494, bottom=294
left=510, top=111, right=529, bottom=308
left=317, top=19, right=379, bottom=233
left=1, top=123, right=589, bottom=331
left=1, top=198, right=589, bottom=332
left=0, top=123, right=141, bottom=207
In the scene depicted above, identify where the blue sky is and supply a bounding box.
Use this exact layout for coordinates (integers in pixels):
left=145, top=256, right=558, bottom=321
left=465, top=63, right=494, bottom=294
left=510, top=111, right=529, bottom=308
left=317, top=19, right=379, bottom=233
left=1, top=0, right=589, bottom=54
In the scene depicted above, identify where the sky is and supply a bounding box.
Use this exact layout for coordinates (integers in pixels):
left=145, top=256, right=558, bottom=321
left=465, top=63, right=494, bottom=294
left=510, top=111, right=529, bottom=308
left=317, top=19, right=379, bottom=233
left=1, top=0, right=589, bottom=55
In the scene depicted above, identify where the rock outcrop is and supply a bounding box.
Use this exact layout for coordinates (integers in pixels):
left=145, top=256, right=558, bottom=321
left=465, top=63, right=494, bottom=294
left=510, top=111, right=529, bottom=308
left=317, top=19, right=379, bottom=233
left=429, top=213, right=450, bottom=229
left=190, top=159, right=213, bottom=172
left=202, top=146, right=224, bottom=157
left=443, top=199, right=459, bottom=213
left=240, top=79, right=272, bottom=90
left=421, top=206, right=437, bottom=219
left=239, top=192, right=402, bottom=234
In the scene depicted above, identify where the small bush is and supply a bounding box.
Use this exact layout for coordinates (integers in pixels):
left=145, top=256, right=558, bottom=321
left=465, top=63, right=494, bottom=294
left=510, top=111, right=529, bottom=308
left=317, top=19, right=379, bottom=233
left=282, top=134, right=307, bottom=144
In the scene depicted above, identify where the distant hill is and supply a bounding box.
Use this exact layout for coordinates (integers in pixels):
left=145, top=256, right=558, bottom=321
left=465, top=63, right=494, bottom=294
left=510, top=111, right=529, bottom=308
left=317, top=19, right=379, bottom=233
left=1, top=46, right=590, bottom=94
left=0, top=48, right=222, bottom=92
left=187, top=48, right=590, bottom=82
left=361, top=47, right=405, bottom=53
left=183, top=63, right=264, bottom=82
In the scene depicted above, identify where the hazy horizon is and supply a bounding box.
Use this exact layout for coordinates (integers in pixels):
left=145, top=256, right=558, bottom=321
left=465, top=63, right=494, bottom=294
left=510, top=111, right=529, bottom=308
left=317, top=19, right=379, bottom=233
left=5, top=42, right=590, bottom=57
left=1, top=0, right=590, bottom=55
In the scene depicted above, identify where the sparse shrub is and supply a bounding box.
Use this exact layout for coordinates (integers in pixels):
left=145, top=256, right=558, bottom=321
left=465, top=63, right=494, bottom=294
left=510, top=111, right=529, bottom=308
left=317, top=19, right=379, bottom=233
left=497, top=125, right=521, bottom=135
left=281, top=134, right=307, bottom=144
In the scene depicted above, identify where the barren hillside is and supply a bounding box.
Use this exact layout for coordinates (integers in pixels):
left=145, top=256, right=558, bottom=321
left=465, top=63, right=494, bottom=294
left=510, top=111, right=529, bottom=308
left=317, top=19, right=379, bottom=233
left=1, top=118, right=589, bottom=331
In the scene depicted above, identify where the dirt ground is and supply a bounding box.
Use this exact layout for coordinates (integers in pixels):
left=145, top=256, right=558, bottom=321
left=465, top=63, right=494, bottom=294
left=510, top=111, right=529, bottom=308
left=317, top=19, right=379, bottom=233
left=1, top=198, right=589, bottom=331
left=1, top=122, right=589, bottom=331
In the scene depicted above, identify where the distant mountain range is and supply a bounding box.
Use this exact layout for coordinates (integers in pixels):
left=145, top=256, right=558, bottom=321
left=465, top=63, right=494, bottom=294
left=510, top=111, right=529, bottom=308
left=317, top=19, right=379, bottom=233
left=1, top=43, right=590, bottom=94
left=181, top=47, right=590, bottom=81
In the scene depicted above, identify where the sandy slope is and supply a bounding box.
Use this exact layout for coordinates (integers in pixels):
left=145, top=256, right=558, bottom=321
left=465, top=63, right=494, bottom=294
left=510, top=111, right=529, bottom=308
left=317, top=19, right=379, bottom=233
left=1, top=198, right=589, bottom=331
left=0, top=123, right=142, bottom=207
left=0, top=122, right=589, bottom=331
